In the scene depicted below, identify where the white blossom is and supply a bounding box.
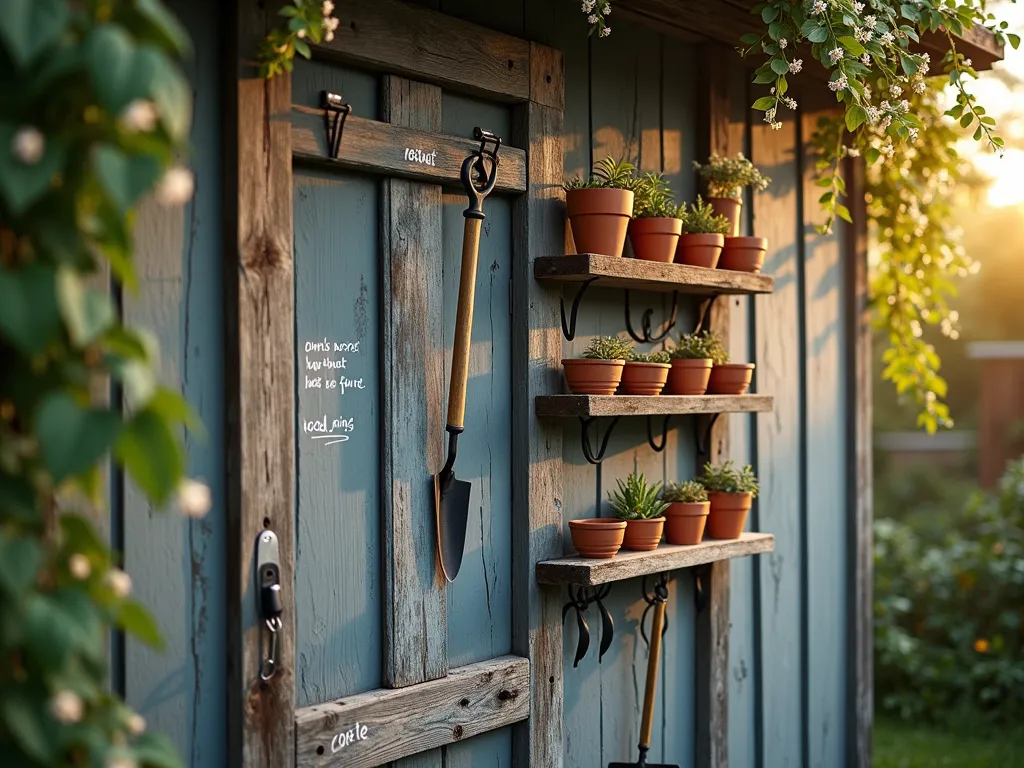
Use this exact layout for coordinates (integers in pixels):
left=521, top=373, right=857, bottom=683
left=779, top=38, right=788, bottom=49
left=828, top=74, right=848, bottom=92
left=297, top=28, right=306, bottom=38
left=588, top=13, right=598, bottom=23
left=324, top=15, right=339, bottom=32
left=861, top=53, right=871, bottom=65
left=864, top=15, right=877, bottom=27
left=119, top=100, right=159, bottom=133
left=178, top=479, right=212, bottom=518
left=12, top=126, right=44, bottom=165
left=325, top=30, right=335, bottom=42
left=880, top=31, right=895, bottom=46
left=128, top=713, right=147, bottom=735
left=828, top=47, right=844, bottom=63
left=69, top=553, right=91, bottom=580
left=155, top=167, right=195, bottom=206
left=764, top=108, right=777, bottom=123
left=853, top=1, right=865, bottom=12
left=845, top=146, right=861, bottom=157
left=908, top=127, right=919, bottom=141
left=602, top=3, right=611, bottom=14
left=322, top=0, right=334, bottom=14
left=866, top=106, right=881, bottom=124
left=783, top=96, right=798, bottom=110
left=879, top=141, right=895, bottom=158
left=880, top=115, right=892, bottom=131
left=898, top=99, right=910, bottom=113
left=50, top=691, right=84, bottom=724
left=913, top=79, right=926, bottom=94
left=582, top=0, right=595, bottom=12
left=789, top=59, right=803, bottom=74
left=600, top=26, right=611, bottom=37
left=811, top=0, right=826, bottom=15
left=107, top=568, right=132, bottom=598
left=889, top=84, right=902, bottom=98
left=107, top=756, right=138, bottom=768
left=771, top=121, right=782, bottom=130
left=963, top=58, right=972, bottom=68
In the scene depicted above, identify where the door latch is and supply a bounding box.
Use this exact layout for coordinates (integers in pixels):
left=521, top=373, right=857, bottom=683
left=256, top=530, right=283, bottom=682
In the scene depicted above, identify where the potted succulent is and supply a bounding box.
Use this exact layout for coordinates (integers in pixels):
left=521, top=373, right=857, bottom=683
left=706, top=345, right=754, bottom=396
left=628, top=172, right=682, bottom=263
left=661, top=480, right=710, bottom=545
left=676, top=196, right=730, bottom=268
left=568, top=518, right=627, bottom=559
left=692, top=153, right=771, bottom=236
left=699, top=461, right=760, bottom=540
left=608, top=471, right=669, bottom=551
left=562, top=335, right=633, bottom=395
left=564, top=156, right=637, bottom=258
left=667, top=330, right=724, bottom=395
left=620, top=350, right=671, bottom=396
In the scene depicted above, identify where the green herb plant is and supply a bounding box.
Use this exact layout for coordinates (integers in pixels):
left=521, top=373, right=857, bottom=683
left=564, top=156, right=637, bottom=191
left=632, top=172, right=679, bottom=219
left=581, top=335, right=634, bottom=361
left=699, top=461, right=760, bottom=496
left=260, top=0, right=339, bottom=78
left=608, top=472, right=670, bottom=520
left=630, top=350, right=671, bottom=364
left=671, top=330, right=728, bottom=364
left=662, top=480, right=709, bottom=504
left=679, top=196, right=732, bottom=235
left=692, top=153, right=772, bottom=200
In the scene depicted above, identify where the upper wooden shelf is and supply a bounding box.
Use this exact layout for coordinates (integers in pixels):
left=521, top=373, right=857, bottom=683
left=535, top=254, right=774, bottom=296
left=537, top=533, right=775, bottom=586
left=536, top=394, right=774, bottom=418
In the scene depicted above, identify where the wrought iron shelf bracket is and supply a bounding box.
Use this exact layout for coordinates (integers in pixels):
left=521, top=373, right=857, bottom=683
left=624, top=289, right=679, bottom=343
left=695, top=412, right=721, bottom=457
left=561, top=584, right=614, bottom=667
left=646, top=414, right=673, bottom=452
left=560, top=277, right=599, bottom=341
left=579, top=415, right=622, bottom=465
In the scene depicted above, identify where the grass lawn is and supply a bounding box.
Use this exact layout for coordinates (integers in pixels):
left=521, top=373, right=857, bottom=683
left=875, top=719, right=1024, bottom=767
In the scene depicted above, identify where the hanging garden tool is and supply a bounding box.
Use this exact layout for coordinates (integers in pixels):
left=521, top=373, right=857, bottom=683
left=433, top=128, right=501, bottom=582
left=609, top=572, right=679, bottom=768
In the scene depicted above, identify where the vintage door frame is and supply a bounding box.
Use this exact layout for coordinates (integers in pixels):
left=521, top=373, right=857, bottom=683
left=225, top=1, right=564, bottom=766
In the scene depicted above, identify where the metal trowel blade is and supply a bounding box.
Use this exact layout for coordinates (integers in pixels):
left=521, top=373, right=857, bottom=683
left=433, top=472, right=471, bottom=582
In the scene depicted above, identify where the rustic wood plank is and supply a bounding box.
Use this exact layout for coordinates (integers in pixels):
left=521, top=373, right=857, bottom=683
left=291, top=108, right=526, bottom=193
left=380, top=77, right=447, bottom=690
left=537, top=534, right=775, bottom=586
left=227, top=2, right=295, bottom=765
left=535, top=394, right=774, bottom=418
left=534, top=254, right=774, bottom=295
left=294, top=656, right=531, bottom=767
left=310, top=0, right=530, bottom=101
left=510, top=41, right=566, bottom=768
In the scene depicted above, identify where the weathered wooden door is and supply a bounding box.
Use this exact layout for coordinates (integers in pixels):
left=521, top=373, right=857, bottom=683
left=228, top=1, right=565, bottom=765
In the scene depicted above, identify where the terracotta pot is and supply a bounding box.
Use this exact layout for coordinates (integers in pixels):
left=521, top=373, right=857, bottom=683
left=562, top=358, right=625, bottom=395
left=621, top=517, right=666, bottom=551
left=664, top=501, right=710, bottom=545
left=566, top=188, right=635, bottom=257
left=706, top=492, right=752, bottom=539
left=676, top=233, right=724, bottom=268
left=628, top=217, right=683, bottom=262
left=707, top=363, right=754, bottom=395
left=569, top=518, right=626, bottom=559
left=619, top=361, right=670, bottom=396
left=666, top=358, right=712, bottom=395
left=720, top=236, right=768, bottom=272
left=708, top=196, right=742, bottom=237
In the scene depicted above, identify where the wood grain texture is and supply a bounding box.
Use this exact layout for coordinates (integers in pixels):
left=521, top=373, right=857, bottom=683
left=510, top=40, right=566, bottom=768
left=227, top=2, right=295, bottom=764
left=294, top=656, right=530, bottom=767
left=535, top=394, right=774, bottom=418
left=534, top=254, right=775, bottom=295
left=537, top=534, right=774, bottom=586
left=381, top=77, right=447, bottom=690
left=291, top=108, right=527, bottom=193
left=310, top=0, right=530, bottom=100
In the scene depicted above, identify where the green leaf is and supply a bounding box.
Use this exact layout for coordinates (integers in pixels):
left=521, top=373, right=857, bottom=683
left=140, top=47, right=192, bottom=144
left=36, top=394, right=123, bottom=484
left=0, top=263, right=61, bottom=356
left=93, top=144, right=163, bottom=211
left=740, top=32, right=761, bottom=45
left=900, top=53, right=919, bottom=76
left=0, top=0, right=69, bottom=68
left=770, top=57, right=790, bottom=75
left=1, top=690, right=53, bottom=763
left=134, top=0, right=192, bottom=57
left=149, top=387, right=204, bottom=434
left=960, top=112, right=974, bottom=128
left=900, top=3, right=920, bottom=22
left=113, top=357, right=158, bottom=410
left=0, top=534, right=42, bottom=594
left=116, top=408, right=183, bottom=505
left=294, top=38, right=311, bottom=59
left=133, top=732, right=186, bottom=768
left=56, top=266, right=116, bottom=347
left=87, top=24, right=141, bottom=113
left=761, top=5, right=779, bottom=23
left=807, top=25, right=829, bottom=43
left=846, top=105, right=868, bottom=132
left=1009, top=33, right=1021, bottom=49
left=0, top=123, right=67, bottom=215
left=752, top=96, right=777, bottom=110
left=0, top=475, right=38, bottom=523
left=865, top=147, right=880, bottom=164
left=754, top=69, right=777, bottom=84
left=116, top=600, right=165, bottom=648
left=838, top=36, right=865, bottom=55
left=835, top=203, right=853, bottom=224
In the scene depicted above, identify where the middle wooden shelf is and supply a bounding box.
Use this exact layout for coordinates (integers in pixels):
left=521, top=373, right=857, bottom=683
left=536, top=394, right=774, bottom=418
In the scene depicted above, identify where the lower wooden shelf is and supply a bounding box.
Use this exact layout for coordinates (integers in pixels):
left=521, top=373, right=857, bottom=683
left=535, top=394, right=774, bottom=418
left=536, top=532, right=775, bottom=586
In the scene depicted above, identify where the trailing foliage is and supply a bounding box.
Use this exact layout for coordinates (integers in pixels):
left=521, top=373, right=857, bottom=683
left=662, top=480, right=709, bottom=504
left=692, top=153, right=771, bottom=200
left=671, top=330, right=728, bottom=364
left=564, top=156, right=637, bottom=191
left=679, top=196, right=732, bottom=235
left=0, top=1, right=209, bottom=764
left=581, top=335, right=633, bottom=360
left=608, top=472, right=670, bottom=520
left=260, top=0, right=339, bottom=78
left=699, top=461, right=760, bottom=496
left=630, top=350, right=671, bottom=364
left=631, top=172, right=678, bottom=219
left=875, top=458, right=1024, bottom=724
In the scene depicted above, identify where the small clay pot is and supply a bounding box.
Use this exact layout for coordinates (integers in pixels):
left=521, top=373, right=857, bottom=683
left=667, top=358, right=712, bottom=395
left=566, top=188, right=635, bottom=258
left=706, top=492, right=753, bottom=539
left=621, top=517, right=666, bottom=551
left=676, top=233, right=724, bottom=268
left=708, top=197, right=742, bottom=237
left=569, top=518, right=627, bottom=558
left=628, top=217, right=683, bottom=262
left=707, top=363, right=754, bottom=395
left=619, top=361, right=670, bottom=396
left=664, top=501, right=710, bottom=545
left=562, top=358, right=625, bottom=395
left=720, top=236, right=768, bottom=272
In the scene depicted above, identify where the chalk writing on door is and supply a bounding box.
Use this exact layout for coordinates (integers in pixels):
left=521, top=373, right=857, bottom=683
left=330, top=722, right=369, bottom=753
left=404, top=147, right=438, bottom=166
left=301, top=338, right=364, bottom=446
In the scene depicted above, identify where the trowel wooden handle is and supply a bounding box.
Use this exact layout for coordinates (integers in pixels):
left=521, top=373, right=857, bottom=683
left=446, top=216, right=482, bottom=429
left=639, top=599, right=666, bottom=749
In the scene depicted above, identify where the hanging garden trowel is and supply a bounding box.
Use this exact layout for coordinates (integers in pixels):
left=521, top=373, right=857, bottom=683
left=433, top=128, right=500, bottom=582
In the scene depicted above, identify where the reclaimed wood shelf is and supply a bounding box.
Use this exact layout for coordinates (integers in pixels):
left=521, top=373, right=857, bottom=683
left=537, top=533, right=775, bottom=586
left=534, top=254, right=774, bottom=295
left=535, top=394, right=774, bottom=418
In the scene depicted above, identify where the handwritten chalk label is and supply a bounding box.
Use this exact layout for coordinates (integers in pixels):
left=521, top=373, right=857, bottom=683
left=404, top=147, right=438, bottom=167
left=301, top=338, right=365, bottom=446
left=331, top=722, right=369, bottom=753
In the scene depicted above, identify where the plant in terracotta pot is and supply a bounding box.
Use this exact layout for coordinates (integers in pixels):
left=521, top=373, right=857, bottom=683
left=666, top=330, right=724, bottom=395
left=691, top=153, right=770, bottom=236
left=706, top=344, right=755, bottom=396
left=620, top=350, right=671, bottom=396
left=661, top=480, right=710, bottom=545
left=699, top=461, right=760, bottom=540
left=568, top=518, right=627, bottom=559
left=562, top=335, right=633, bottom=395
left=564, top=156, right=637, bottom=258
left=608, top=471, right=669, bottom=552
left=676, top=196, right=730, bottom=268
left=628, top=172, right=682, bottom=263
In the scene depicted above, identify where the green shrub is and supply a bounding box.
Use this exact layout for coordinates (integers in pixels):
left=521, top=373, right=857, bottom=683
left=671, top=330, right=727, bottom=364
left=608, top=472, right=669, bottom=520
left=679, top=195, right=731, bottom=235
left=581, top=335, right=633, bottom=360
left=662, top=480, right=708, bottom=503
left=698, top=461, right=759, bottom=495
left=564, top=156, right=637, bottom=191
left=632, top=172, right=678, bottom=218
left=692, top=153, right=771, bottom=200
left=630, top=350, right=670, bottom=364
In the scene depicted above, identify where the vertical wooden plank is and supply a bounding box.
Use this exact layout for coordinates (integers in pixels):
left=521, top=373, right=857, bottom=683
left=510, top=41, right=566, bottom=768
left=226, top=1, right=294, bottom=763
left=802, top=108, right=847, bottom=768
left=845, top=157, right=873, bottom=768
left=381, top=76, right=447, bottom=690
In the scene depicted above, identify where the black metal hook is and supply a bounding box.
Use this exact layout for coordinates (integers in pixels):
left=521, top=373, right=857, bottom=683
left=624, top=290, right=679, bottom=343
left=579, top=416, right=621, bottom=465
left=694, top=294, right=721, bottom=335
left=694, top=564, right=710, bottom=614
left=695, top=412, right=721, bottom=457
left=322, top=91, right=352, bottom=160
left=562, top=584, right=614, bottom=667
left=640, top=572, right=670, bottom=649
left=560, top=277, right=598, bottom=341
left=646, top=414, right=673, bottom=452
left=462, top=127, right=501, bottom=219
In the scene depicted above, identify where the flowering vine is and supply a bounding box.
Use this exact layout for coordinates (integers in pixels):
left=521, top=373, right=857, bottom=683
left=582, top=0, right=613, bottom=37
left=260, top=0, right=340, bottom=78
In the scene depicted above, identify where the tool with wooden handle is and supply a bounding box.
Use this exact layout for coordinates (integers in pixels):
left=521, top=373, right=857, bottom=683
left=433, top=128, right=500, bottom=583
